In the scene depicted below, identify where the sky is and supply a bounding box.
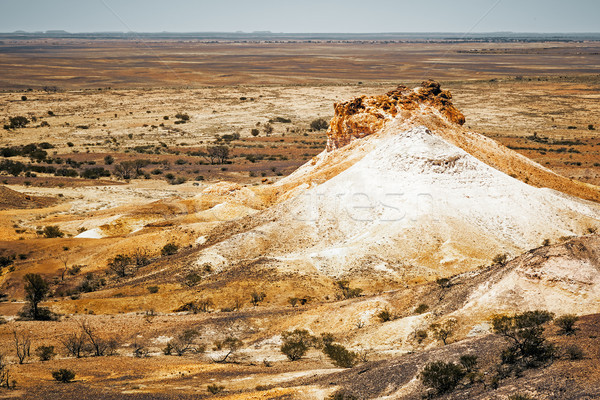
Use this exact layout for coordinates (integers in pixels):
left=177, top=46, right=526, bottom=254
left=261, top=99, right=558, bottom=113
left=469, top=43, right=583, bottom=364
left=0, top=0, right=598, bottom=33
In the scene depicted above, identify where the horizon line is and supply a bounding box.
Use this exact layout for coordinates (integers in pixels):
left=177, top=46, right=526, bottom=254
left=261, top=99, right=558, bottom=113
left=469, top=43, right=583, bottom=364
left=3, top=30, right=600, bottom=35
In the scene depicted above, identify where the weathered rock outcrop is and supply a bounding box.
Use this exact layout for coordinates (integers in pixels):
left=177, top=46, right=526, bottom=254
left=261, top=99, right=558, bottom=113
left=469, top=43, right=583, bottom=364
left=327, top=80, right=465, bottom=150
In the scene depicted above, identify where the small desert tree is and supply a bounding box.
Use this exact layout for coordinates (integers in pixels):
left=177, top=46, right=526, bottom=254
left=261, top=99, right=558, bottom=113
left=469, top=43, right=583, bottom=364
left=13, top=330, right=31, bottom=364
left=263, top=123, right=273, bottom=136
left=132, top=248, right=151, bottom=269
left=336, top=280, right=362, bottom=299
left=429, top=318, right=458, bottom=345
left=79, top=321, right=111, bottom=357
left=206, top=145, right=230, bottom=164
left=214, top=336, right=242, bottom=363
left=250, top=291, right=266, bottom=306
left=23, top=273, right=49, bottom=320
left=491, top=310, right=555, bottom=367
left=114, top=161, right=136, bottom=180
left=0, top=353, right=14, bottom=389
left=280, top=329, right=315, bottom=361
left=60, top=332, right=88, bottom=358
left=107, top=254, right=132, bottom=277
left=168, top=329, right=200, bottom=356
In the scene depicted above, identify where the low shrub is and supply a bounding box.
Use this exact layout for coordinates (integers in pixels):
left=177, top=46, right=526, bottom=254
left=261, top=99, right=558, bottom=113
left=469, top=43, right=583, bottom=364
left=420, top=361, right=465, bottom=394
left=52, top=369, right=75, bottom=383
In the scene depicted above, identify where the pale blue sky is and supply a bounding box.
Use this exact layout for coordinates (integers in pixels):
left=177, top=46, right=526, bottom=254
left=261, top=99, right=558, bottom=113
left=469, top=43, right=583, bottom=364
left=0, top=0, right=598, bottom=33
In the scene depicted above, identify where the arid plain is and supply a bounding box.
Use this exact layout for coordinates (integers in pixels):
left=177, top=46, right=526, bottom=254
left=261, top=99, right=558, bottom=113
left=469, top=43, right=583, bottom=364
left=0, top=38, right=600, bottom=399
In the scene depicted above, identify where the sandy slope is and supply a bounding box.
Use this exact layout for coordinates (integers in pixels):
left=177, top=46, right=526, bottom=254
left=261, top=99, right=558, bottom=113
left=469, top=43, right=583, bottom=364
left=194, top=122, right=600, bottom=279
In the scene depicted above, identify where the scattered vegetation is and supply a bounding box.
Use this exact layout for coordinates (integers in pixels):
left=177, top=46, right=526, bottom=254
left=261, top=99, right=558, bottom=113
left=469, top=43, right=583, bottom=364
left=213, top=336, right=242, bottom=363
left=43, top=225, right=64, bottom=238
left=492, top=253, right=508, bottom=265
left=4, top=116, right=30, bottom=130
left=207, top=384, right=225, bottom=394
left=429, top=318, right=458, bottom=345
left=161, top=242, right=179, bottom=256
left=492, top=310, right=555, bottom=368
left=35, top=345, right=55, bottom=361
left=310, top=118, right=329, bottom=131
left=322, top=342, right=358, bottom=368
left=415, top=303, right=429, bottom=314
left=420, top=360, right=465, bottom=395
left=164, top=329, right=201, bottom=356
left=21, top=273, right=52, bottom=320
left=564, top=344, right=584, bottom=360
left=280, top=329, right=315, bottom=361
left=377, top=308, right=393, bottom=322
left=107, top=254, right=133, bottom=277
left=335, top=280, right=362, bottom=299
left=13, top=330, right=31, bottom=364
left=250, top=291, right=266, bottom=306
left=0, top=353, right=15, bottom=389
left=52, top=369, right=75, bottom=383
left=555, top=314, right=579, bottom=335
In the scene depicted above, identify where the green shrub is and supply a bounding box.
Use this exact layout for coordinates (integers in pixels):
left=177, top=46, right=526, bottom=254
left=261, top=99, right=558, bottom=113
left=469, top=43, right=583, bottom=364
left=420, top=361, right=465, bottom=394
left=492, top=310, right=555, bottom=367
left=310, top=118, right=329, bottom=131
left=161, top=243, right=179, bottom=256
left=415, top=303, right=429, bottom=314
left=335, top=280, right=362, bottom=299
left=555, top=314, right=579, bottom=335
left=35, top=345, right=55, bottom=361
left=564, top=344, right=584, bottom=360
left=280, top=329, right=315, bottom=361
left=377, top=308, right=393, bottom=322
left=323, top=343, right=357, bottom=368
left=459, top=354, right=478, bottom=372
left=207, top=384, right=224, bottom=394
left=493, top=253, right=508, bottom=265
left=147, top=286, right=159, bottom=294
left=43, top=225, right=64, bottom=238
left=52, top=368, right=75, bottom=383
